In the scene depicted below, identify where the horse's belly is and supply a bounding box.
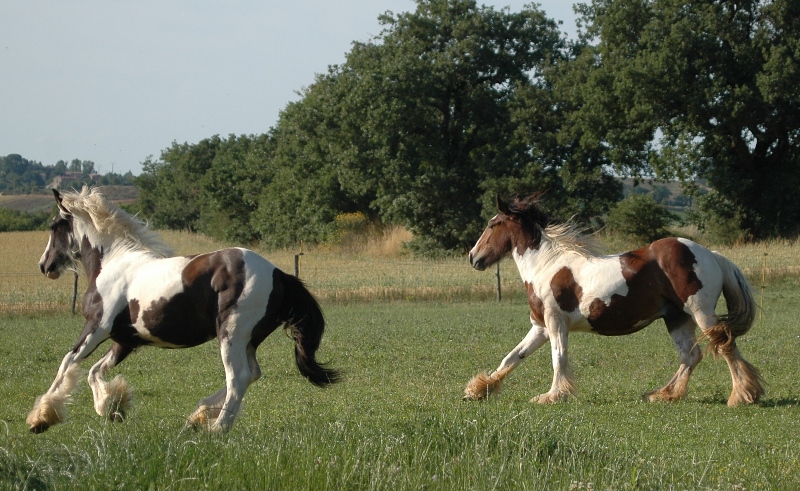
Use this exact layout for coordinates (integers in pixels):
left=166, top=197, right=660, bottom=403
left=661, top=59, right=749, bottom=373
left=129, top=293, right=216, bottom=347
left=580, top=294, right=666, bottom=336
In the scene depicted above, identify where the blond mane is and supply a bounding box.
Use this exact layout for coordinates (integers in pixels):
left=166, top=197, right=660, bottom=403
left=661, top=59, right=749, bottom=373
left=541, top=220, right=599, bottom=260
left=59, top=187, right=173, bottom=258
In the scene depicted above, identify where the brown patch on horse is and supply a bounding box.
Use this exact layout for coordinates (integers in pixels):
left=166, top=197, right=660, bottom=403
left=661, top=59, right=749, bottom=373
left=587, top=239, right=703, bottom=336
left=128, top=299, right=140, bottom=324
left=551, top=267, right=582, bottom=312
left=650, top=238, right=703, bottom=304
left=79, top=236, right=104, bottom=283
left=525, top=281, right=545, bottom=325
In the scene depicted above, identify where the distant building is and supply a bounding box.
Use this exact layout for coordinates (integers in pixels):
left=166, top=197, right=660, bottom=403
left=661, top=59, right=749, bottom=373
left=49, top=172, right=102, bottom=189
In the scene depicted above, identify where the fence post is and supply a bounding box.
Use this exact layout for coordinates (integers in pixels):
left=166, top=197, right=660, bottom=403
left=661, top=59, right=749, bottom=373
left=496, top=263, right=502, bottom=302
left=71, top=272, right=79, bottom=314
left=294, top=240, right=304, bottom=278
left=760, top=243, right=767, bottom=329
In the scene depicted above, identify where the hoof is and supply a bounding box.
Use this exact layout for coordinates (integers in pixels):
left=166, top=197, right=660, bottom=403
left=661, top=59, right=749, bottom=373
left=186, top=406, right=213, bottom=431
left=464, top=368, right=510, bottom=401
left=29, top=422, right=50, bottom=434
left=530, top=392, right=567, bottom=404
left=643, top=387, right=684, bottom=403
left=109, top=411, right=125, bottom=423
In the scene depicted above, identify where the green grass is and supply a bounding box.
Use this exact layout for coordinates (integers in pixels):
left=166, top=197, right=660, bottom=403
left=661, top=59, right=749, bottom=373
left=2, top=288, right=799, bottom=490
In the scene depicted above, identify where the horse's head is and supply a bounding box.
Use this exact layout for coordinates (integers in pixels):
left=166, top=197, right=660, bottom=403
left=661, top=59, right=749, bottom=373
left=469, top=194, right=546, bottom=271
left=39, top=189, right=80, bottom=280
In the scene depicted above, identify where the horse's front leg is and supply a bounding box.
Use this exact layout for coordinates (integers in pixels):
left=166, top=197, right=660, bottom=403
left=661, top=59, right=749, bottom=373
left=464, top=321, right=548, bottom=400
left=531, top=312, right=575, bottom=404
left=27, top=321, right=110, bottom=433
left=87, top=342, right=134, bottom=422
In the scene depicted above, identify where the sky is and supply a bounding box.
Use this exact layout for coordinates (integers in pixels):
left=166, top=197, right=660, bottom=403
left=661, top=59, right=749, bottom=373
left=1, top=1, right=579, bottom=176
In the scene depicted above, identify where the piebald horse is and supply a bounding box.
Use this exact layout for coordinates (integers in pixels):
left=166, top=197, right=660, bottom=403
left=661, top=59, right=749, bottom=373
left=28, top=187, right=339, bottom=433
left=464, top=194, right=764, bottom=406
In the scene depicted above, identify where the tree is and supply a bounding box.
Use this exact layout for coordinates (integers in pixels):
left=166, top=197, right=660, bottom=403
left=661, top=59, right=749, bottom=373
left=203, top=134, right=275, bottom=243
left=137, top=137, right=223, bottom=232
left=259, top=0, right=570, bottom=250
left=572, top=0, right=800, bottom=239
left=251, top=64, right=386, bottom=247
left=82, top=160, right=96, bottom=175
left=137, top=134, right=273, bottom=241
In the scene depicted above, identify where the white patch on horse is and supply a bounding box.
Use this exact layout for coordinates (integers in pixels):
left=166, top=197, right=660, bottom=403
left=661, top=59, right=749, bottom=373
left=126, top=256, right=194, bottom=347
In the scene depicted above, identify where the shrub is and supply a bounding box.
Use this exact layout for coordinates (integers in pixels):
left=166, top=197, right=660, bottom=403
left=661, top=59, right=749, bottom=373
left=685, top=191, right=749, bottom=245
left=605, top=194, right=678, bottom=248
left=0, top=208, right=51, bottom=232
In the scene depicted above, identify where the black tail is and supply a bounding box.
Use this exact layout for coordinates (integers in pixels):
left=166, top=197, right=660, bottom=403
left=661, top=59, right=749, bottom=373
left=276, top=270, right=340, bottom=387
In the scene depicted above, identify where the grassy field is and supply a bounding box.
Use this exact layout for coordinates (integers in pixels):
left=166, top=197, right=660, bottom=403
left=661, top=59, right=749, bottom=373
left=1, top=230, right=799, bottom=489
left=1, top=297, right=799, bottom=490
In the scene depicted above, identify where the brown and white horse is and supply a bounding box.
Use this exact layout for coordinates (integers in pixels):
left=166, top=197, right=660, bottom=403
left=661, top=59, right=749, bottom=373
left=28, top=187, right=339, bottom=433
left=465, top=194, right=764, bottom=406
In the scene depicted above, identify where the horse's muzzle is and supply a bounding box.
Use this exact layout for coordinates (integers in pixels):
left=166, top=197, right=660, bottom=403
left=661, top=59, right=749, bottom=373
left=40, top=261, right=61, bottom=279
left=469, top=252, right=487, bottom=271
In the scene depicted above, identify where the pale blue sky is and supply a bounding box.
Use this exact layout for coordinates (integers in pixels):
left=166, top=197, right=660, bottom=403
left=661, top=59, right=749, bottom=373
left=1, top=1, right=578, bottom=175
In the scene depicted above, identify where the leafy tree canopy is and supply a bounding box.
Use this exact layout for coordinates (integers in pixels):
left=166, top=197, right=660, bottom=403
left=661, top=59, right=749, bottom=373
left=572, top=0, right=800, bottom=239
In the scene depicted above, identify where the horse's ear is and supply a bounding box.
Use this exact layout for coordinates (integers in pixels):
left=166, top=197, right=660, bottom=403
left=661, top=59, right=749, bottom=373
left=496, top=194, right=511, bottom=216
left=52, top=189, right=69, bottom=214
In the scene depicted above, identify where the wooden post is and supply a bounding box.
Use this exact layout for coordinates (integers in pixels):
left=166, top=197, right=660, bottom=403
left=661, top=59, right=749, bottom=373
left=760, top=243, right=767, bottom=329
left=294, top=240, right=304, bottom=278
left=496, top=263, right=502, bottom=302
left=71, top=272, right=79, bottom=314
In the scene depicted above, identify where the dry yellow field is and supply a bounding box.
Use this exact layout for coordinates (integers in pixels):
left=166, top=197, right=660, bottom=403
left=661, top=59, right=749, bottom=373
left=0, top=230, right=521, bottom=313
left=1, top=229, right=798, bottom=314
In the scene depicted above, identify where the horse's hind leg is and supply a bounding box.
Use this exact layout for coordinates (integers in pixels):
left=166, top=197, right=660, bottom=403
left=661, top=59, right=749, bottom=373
left=692, top=308, right=764, bottom=405
left=210, top=338, right=254, bottom=433
left=188, top=343, right=261, bottom=432
left=644, top=315, right=702, bottom=402
left=720, top=346, right=764, bottom=406
left=87, top=343, right=134, bottom=422
left=464, top=322, right=548, bottom=400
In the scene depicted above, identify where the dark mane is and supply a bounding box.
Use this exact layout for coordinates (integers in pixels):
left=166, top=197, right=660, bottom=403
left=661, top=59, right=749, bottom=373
left=506, top=193, right=550, bottom=228
left=506, top=193, right=598, bottom=258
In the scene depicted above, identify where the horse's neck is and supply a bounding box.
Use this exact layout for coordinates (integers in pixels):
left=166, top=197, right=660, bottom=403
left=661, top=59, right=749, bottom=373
left=77, top=232, right=152, bottom=284
left=512, top=239, right=581, bottom=283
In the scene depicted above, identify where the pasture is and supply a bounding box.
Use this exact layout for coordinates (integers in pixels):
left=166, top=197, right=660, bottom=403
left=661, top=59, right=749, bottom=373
left=1, top=231, right=799, bottom=489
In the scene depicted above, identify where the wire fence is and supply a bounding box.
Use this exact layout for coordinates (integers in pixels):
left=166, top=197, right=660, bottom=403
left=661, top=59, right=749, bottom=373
left=2, top=236, right=798, bottom=315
